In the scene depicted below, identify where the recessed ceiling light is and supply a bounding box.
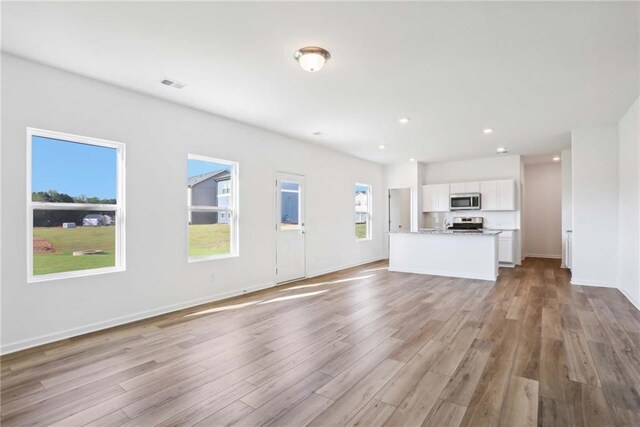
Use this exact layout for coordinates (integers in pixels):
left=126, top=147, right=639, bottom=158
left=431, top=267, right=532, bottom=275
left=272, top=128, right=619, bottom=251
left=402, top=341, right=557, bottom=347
left=378, top=145, right=386, bottom=150
left=553, top=156, right=561, bottom=162
left=398, top=118, right=411, bottom=124
left=160, top=78, right=186, bottom=89
left=496, top=147, right=508, bottom=154
left=312, top=131, right=324, bottom=136
left=409, top=158, right=416, bottom=162
left=484, top=128, right=494, bottom=134
left=294, top=46, right=331, bottom=72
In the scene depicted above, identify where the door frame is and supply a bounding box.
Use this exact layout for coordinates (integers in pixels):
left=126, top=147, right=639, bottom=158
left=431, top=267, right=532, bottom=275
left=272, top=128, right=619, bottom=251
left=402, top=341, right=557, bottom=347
left=274, top=171, right=307, bottom=284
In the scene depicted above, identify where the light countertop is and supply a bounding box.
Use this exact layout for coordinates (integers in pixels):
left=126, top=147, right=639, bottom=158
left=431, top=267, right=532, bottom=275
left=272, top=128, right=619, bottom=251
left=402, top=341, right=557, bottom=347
left=393, top=229, right=502, bottom=236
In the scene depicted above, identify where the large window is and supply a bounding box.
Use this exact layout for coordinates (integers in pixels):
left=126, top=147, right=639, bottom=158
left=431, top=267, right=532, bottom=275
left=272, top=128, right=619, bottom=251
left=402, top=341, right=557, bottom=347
left=27, top=128, right=125, bottom=282
left=355, top=183, right=372, bottom=240
left=188, top=155, right=238, bottom=261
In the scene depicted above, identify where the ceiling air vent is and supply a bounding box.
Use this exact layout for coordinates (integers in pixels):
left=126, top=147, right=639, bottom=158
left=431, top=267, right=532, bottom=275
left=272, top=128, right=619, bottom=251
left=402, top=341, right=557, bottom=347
left=160, top=78, right=186, bottom=89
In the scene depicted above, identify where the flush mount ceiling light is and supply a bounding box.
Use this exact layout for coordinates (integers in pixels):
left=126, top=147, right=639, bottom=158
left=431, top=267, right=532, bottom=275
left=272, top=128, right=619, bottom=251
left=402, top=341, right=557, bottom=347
left=378, top=145, right=386, bottom=150
left=398, top=117, right=411, bottom=124
left=409, top=158, right=416, bottom=162
left=496, top=147, right=508, bottom=154
left=294, top=46, right=331, bottom=72
left=553, top=156, right=561, bottom=161
left=483, top=128, right=494, bottom=134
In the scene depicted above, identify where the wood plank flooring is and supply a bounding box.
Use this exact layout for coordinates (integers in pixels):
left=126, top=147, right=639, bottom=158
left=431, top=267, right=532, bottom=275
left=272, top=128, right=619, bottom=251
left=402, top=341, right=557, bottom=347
left=2, top=258, right=640, bottom=426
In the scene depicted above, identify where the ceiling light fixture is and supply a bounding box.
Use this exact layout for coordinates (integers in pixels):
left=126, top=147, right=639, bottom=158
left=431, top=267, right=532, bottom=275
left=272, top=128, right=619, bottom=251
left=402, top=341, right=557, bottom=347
left=294, top=46, right=331, bottom=72
left=378, top=145, right=386, bottom=150
left=483, top=128, right=494, bottom=134
left=496, top=147, right=508, bottom=154
left=553, top=156, right=561, bottom=162
left=409, top=158, right=416, bottom=162
left=312, top=131, right=324, bottom=136
left=399, top=118, right=411, bottom=124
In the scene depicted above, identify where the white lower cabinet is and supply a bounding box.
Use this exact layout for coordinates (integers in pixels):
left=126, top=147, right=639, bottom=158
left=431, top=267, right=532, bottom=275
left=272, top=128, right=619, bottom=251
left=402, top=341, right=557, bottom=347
left=498, top=230, right=514, bottom=264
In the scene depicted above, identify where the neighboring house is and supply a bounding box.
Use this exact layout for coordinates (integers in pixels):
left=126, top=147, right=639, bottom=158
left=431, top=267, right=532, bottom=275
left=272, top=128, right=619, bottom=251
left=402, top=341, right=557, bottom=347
left=188, top=170, right=231, bottom=224
left=355, top=191, right=368, bottom=223
left=83, top=214, right=113, bottom=226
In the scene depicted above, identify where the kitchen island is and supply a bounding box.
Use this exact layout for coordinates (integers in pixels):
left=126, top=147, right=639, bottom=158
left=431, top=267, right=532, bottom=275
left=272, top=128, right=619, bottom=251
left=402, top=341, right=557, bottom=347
left=389, top=230, right=502, bottom=281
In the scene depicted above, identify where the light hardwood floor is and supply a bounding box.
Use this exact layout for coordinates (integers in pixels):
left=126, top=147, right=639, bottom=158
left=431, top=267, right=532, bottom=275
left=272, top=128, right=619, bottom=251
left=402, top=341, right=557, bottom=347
left=1, top=258, right=640, bottom=426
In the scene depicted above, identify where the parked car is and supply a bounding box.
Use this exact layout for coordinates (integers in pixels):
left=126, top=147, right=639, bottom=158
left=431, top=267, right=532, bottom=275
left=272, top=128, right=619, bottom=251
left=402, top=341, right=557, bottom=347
left=82, top=214, right=113, bottom=226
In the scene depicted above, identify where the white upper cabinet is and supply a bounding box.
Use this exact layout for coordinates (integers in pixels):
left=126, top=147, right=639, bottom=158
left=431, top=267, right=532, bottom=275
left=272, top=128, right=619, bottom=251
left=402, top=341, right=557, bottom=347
left=422, top=184, right=450, bottom=212
left=450, top=181, right=480, bottom=194
left=481, top=179, right=515, bottom=211
left=465, top=181, right=480, bottom=193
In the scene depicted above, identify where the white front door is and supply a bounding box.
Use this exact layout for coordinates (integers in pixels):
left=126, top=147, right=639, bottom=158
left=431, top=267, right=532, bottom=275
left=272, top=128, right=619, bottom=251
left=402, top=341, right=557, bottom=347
left=276, top=172, right=306, bottom=283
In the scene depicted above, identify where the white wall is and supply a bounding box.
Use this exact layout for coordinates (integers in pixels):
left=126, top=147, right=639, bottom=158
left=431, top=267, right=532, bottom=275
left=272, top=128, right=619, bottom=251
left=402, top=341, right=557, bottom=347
left=617, top=98, right=639, bottom=307
left=523, top=162, right=562, bottom=258
left=561, top=149, right=572, bottom=267
left=0, top=54, right=387, bottom=353
left=571, top=126, right=619, bottom=287
left=385, top=161, right=421, bottom=232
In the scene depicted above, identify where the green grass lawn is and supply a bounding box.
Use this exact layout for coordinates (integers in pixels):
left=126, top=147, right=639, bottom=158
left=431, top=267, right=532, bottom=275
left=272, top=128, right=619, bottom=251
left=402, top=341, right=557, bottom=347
left=189, top=223, right=230, bottom=257
left=33, top=226, right=115, bottom=275
left=356, top=222, right=367, bottom=239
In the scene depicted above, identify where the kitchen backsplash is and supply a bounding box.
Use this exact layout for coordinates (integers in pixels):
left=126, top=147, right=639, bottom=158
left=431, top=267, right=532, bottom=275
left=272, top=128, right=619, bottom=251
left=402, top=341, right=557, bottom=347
left=423, top=210, right=519, bottom=230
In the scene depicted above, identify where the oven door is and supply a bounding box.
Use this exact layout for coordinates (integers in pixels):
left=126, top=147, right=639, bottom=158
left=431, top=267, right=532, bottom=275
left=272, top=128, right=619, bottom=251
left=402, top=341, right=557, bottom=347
left=450, top=194, right=481, bottom=210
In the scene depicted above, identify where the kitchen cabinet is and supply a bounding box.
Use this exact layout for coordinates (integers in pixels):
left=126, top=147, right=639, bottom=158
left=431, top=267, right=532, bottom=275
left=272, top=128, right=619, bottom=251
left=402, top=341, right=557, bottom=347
left=480, top=179, right=515, bottom=211
left=498, top=230, right=514, bottom=263
left=422, top=184, right=450, bottom=212
left=450, top=181, right=480, bottom=194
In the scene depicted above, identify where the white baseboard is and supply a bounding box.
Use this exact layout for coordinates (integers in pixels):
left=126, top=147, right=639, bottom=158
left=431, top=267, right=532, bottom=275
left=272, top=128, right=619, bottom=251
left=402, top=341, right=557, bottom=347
left=1, top=257, right=387, bottom=355
left=0, top=281, right=277, bottom=355
left=570, top=277, right=617, bottom=288
left=620, top=287, right=640, bottom=311
left=524, top=253, right=562, bottom=259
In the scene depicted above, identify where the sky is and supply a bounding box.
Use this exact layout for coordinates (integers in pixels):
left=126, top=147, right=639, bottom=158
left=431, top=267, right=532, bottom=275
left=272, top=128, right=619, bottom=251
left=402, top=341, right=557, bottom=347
left=355, top=184, right=369, bottom=193
left=32, top=136, right=117, bottom=199
left=188, top=159, right=230, bottom=178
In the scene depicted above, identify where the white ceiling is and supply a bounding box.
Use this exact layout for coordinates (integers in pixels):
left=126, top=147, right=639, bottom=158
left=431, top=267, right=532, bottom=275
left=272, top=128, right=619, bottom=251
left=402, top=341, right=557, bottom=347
left=2, top=1, right=638, bottom=164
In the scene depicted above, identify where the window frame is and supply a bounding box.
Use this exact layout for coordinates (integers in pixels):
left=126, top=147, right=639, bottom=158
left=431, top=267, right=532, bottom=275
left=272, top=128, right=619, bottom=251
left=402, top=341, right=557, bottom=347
left=187, top=154, right=239, bottom=262
left=26, top=128, right=126, bottom=283
left=355, top=182, right=373, bottom=241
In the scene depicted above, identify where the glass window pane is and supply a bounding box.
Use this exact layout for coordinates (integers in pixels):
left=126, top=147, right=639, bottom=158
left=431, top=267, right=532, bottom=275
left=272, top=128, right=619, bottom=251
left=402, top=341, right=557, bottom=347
left=355, top=184, right=370, bottom=239
left=280, top=181, right=300, bottom=230
left=31, top=136, right=117, bottom=204
left=188, top=159, right=232, bottom=207
left=33, top=209, right=116, bottom=275
left=189, top=214, right=231, bottom=257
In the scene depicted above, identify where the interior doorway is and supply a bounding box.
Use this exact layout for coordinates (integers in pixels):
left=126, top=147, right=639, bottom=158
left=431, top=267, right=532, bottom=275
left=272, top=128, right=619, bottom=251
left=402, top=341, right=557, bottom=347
left=389, top=188, right=411, bottom=232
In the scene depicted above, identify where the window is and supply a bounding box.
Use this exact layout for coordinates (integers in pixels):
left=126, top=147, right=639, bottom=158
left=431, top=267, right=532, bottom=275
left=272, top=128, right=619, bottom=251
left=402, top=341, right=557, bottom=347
left=188, top=154, right=238, bottom=261
left=280, top=181, right=301, bottom=230
left=355, top=183, right=372, bottom=240
left=27, top=128, right=125, bottom=282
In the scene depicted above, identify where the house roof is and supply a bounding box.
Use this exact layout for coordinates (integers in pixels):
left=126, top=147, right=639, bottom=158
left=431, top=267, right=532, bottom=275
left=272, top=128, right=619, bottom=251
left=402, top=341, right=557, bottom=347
left=188, top=170, right=230, bottom=187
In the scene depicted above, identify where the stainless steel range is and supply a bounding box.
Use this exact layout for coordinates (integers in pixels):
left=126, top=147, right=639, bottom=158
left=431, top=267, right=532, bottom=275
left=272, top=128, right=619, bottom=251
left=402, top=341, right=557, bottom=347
left=448, top=217, right=483, bottom=232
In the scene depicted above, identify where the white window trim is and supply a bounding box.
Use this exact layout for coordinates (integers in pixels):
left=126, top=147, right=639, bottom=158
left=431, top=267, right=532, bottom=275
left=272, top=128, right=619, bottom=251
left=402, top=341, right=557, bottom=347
left=26, top=128, right=126, bottom=283
left=187, top=154, right=239, bottom=262
left=355, top=182, right=373, bottom=241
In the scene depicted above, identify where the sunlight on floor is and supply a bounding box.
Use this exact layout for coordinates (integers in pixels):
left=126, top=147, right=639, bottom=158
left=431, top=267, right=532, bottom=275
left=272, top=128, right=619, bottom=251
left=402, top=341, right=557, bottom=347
left=258, top=290, right=328, bottom=304
left=185, top=300, right=261, bottom=317
left=361, top=266, right=388, bottom=272
left=281, top=274, right=376, bottom=291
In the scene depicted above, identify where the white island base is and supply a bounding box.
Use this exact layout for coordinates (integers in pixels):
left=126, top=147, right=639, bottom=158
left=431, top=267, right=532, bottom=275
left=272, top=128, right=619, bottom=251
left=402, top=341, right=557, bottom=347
left=389, top=231, right=500, bottom=281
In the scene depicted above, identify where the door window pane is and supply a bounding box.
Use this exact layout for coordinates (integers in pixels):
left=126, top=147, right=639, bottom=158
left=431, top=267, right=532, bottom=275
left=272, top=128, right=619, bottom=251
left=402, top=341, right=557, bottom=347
left=33, top=210, right=116, bottom=275
left=280, top=181, right=300, bottom=230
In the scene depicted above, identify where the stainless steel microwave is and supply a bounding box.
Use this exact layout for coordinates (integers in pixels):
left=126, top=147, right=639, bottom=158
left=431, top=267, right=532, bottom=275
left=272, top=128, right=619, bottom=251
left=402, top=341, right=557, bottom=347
left=450, top=193, right=481, bottom=210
